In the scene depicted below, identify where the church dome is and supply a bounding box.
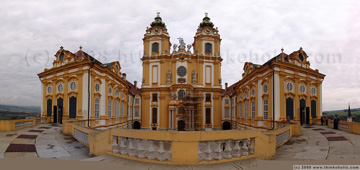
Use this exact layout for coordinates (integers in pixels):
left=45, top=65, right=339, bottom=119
left=199, top=13, right=214, bottom=28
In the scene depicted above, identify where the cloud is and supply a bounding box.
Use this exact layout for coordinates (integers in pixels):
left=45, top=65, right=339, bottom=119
left=0, top=0, right=359, bottom=111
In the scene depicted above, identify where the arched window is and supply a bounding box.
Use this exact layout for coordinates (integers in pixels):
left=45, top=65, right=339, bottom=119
left=205, top=43, right=212, bottom=53
left=178, top=90, right=185, bottom=100
left=95, top=98, right=100, bottom=119
left=206, top=108, right=211, bottom=124
left=152, top=43, right=159, bottom=52
left=264, top=99, right=268, bottom=120
left=152, top=108, right=157, bottom=124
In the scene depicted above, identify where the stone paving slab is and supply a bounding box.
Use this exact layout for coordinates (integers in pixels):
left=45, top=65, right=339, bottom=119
left=11, top=138, right=36, bottom=145
left=36, top=144, right=72, bottom=158
left=4, top=152, right=38, bottom=158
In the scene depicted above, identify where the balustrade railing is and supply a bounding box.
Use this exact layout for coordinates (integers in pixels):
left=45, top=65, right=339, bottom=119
left=74, top=128, right=89, bottom=145
left=198, top=138, right=255, bottom=162
left=14, top=120, right=33, bottom=130
left=276, top=130, right=290, bottom=147
left=112, top=136, right=172, bottom=162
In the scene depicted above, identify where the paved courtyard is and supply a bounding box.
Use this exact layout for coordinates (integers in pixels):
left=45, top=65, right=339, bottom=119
left=0, top=124, right=360, bottom=169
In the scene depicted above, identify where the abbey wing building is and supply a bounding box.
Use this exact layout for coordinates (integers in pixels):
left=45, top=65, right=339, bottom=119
left=38, top=13, right=325, bottom=131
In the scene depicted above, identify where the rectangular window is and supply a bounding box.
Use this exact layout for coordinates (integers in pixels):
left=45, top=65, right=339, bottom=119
left=152, top=108, right=157, bottom=124
left=206, top=108, right=211, bottom=124
left=225, top=99, right=229, bottom=104
left=205, top=43, right=212, bottom=53
left=245, top=102, right=248, bottom=119
left=240, top=103, right=242, bottom=118
left=135, top=98, right=139, bottom=104
left=264, top=99, right=268, bottom=120
left=108, top=100, right=112, bottom=118
left=206, top=94, right=211, bottom=102
left=205, top=66, right=211, bottom=83
left=121, top=103, right=124, bottom=117
left=135, top=109, right=139, bottom=117
left=95, top=98, right=100, bottom=119
left=152, top=93, right=157, bottom=102
left=225, top=109, right=229, bottom=118
left=251, top=101, right=255, bottom=120
left=152, top=66, right=158, bottom=83
left=178, top=107, right=184, bottom=114
left=115, top=101, right=119, bottom=118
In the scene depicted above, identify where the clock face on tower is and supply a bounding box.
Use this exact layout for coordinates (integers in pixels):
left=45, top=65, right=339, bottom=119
left=204, top=28, right=211, bottom=34
left=153, top=28, right=160, bottom=34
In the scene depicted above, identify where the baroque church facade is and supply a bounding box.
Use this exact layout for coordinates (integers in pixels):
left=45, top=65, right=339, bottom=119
left=38, top=13, right=325, bottom=131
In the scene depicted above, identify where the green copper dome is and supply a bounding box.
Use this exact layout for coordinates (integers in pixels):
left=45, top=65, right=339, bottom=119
left=150, top=12, right=166, bottom=28
left=200, top=13, right=214, bottom=28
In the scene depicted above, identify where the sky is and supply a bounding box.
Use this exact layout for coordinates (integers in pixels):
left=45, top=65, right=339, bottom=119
left=0, top=0, right=359, bottom=111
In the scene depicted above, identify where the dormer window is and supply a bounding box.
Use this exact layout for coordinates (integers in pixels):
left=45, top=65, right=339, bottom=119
left=299, top=53, right=304, bottom=62
left=152, top=43, right=159, bottom=52
left=59, top=53, right=65, bottom=61
left=205, top=43, right=212, bottom=53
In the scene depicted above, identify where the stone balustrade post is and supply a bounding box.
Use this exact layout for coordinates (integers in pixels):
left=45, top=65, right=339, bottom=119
left=224, top=140, right=232, bottom=159
left=112, top=136, right=119, bottom=153
left=232, top=140, right=241, bottom=157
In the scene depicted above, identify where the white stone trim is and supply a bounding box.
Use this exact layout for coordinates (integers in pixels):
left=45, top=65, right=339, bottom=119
left=274, top=73, right=280, bottom=121
left=284, top=69, right=294, bottom=74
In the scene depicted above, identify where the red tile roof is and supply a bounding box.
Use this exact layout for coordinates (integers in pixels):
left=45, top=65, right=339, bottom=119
left=224, top=82, right=238, bottom=96
left=126, top=80, right=140, bottom=95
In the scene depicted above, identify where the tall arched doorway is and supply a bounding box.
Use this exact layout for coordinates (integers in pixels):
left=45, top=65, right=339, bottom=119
left=178, top=120, right=185, bottom=131
left=222, top=121, right=231, bottom=130
left=300, top=99, right=306, bottom=125
left=311, top=100, right=317, bottom=119
left=286, top=98, right=294, bottom=120
left=56, top=98, right=63, bottom=124
left=133, top=121, right=141, bottom=129
left=69, top=97, right=76, bottom=119
left=47, top=99, right=52, bottom=117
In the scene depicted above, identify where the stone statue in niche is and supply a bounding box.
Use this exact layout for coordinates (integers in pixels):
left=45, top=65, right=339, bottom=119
left=192, top=70, right=197, bottom=83
left=167, top=70, right=171, bottom=83
left=170, top=92, right=175, bottom=100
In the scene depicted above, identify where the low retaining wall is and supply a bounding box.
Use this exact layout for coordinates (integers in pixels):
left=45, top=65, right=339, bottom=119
left=0, top=117, right=47, bottom=131
left=328, top=120, right=360, bottom=135
left=69, top=122, right=299, bottom=165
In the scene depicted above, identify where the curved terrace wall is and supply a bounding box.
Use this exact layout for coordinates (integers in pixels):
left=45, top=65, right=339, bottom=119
left=65, top=121, right=301, bottom=165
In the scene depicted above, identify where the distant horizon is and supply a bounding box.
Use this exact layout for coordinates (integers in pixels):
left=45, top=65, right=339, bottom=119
left=1, top=0, right=359, bottom=111
left=0, top=103, right=358, bottom=113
